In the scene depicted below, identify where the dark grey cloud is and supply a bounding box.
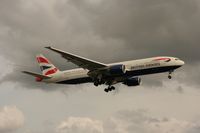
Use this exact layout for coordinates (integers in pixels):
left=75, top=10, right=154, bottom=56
left=68, top=0, right=200, bottom=60
left=0, top=0, right=200, bottom=88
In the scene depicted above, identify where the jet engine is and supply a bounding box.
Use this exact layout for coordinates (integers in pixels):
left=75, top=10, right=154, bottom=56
left=87, top=64, right=126, bottom=80
left=123, top=77, right=141, bottom=86
left=108, top=64, right=126, bottom=75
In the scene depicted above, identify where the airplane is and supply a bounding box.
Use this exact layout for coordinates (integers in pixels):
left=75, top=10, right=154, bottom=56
left=22, top=47, right=185, bottom=92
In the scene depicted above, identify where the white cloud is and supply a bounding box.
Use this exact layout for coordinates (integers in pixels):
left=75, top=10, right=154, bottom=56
left=147, top=118, right=195, bottom=133
left=56, top=117, right=103, bottom=133
left=0, top=106, right=25, bottom=133
left=56, top=110, right=200, bottom=133
left=103, top=110, right=200, bottom=133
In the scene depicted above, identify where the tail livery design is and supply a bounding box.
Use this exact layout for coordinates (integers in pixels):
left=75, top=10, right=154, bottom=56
left=22, top=54, right=60, bottom=82
left=36, top=54, right=60, bottom=76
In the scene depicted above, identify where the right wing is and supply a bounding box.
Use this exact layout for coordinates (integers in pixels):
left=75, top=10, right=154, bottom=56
left=22, top=71, right=51, bottom=79
left=45, top=46, right=108, bottom=71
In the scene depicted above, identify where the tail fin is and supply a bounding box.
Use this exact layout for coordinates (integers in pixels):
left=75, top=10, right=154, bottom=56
left=36, top=54, right=60, bottom=76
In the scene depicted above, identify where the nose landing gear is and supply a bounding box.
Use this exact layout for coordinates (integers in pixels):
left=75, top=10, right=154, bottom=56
left=168, top=75, right=172, bottom=79
left=168, top=71, right=173, bottom=79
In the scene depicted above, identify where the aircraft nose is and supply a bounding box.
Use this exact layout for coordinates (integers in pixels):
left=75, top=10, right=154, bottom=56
left=179, top=60, right=185, bottom=66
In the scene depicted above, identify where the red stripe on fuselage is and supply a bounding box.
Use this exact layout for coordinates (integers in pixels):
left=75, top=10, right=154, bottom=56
left=45, top=68, right=58, bottom=75
left=37, top=57, right=49, bottom=64
left=154, top=58, right=171, bottom=61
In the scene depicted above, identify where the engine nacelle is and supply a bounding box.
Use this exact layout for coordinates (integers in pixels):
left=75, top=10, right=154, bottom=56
left=123, top=77, right=141, bottom=86
left=108, top=64, right=126, bottom=75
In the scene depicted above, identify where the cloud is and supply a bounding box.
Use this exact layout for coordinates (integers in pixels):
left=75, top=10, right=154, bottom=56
left=0, top=0, right=200, bottom=88
left=0, top=56, right=13, bottom=80
left=56, top=117, right=103, bottom=133
left=56, top=110, right=200, bottom=133
left=1, top=1, right=200, bottom=133
left=69, top=0, right=200, bottom=61
left=175, top=63, right=200, bottom=88
left=104, top=110, right=199, bottom=133
left=0, top=106, right=25, bottom=133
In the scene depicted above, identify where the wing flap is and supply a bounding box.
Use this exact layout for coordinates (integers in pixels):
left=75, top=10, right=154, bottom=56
left=45, top=46, right=107, bottom=71
left=22, top=71, right=51, bottom=79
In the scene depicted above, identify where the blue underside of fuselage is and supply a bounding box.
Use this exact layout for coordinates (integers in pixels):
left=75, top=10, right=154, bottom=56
left=56, top=65, right=181, bottom=84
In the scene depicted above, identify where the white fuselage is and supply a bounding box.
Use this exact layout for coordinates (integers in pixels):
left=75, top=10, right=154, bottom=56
left=42, top=56, right=184, bottom=84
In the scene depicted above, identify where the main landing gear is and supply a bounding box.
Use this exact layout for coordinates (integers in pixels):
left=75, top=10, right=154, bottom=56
left=94, top=81, right=99, bottom=86
left=93, top=77, right=115, bottom=93
left=104, top=86, right=115, bottom=93
left=94, top=79, right=103, bottom=87
left=93, top=75, right=104, bottom=87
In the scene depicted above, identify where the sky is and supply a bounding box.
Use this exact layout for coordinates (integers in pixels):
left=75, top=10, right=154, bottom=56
left=0, top=0, right=200, bottom=132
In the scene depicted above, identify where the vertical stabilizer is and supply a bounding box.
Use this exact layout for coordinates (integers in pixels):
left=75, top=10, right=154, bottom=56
left=36, top=54, right=60, bottom=76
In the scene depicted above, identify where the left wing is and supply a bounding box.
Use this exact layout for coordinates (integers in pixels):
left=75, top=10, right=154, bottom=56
left=45, top=46, right=108, bottom=71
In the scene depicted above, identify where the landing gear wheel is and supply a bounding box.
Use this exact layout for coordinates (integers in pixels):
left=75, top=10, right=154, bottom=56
left=104, top=88, right=109, bottom=93
left=104, top=86, right=115, bottom=93
left=110, top=86, right=115, bottom=90
left=168, top=71, right=173, bottom=79
left=94, top=81, right=99, bottom=86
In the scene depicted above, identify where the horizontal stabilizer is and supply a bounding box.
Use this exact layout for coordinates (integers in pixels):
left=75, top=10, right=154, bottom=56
left=22, top=71, right=51, bottom=79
